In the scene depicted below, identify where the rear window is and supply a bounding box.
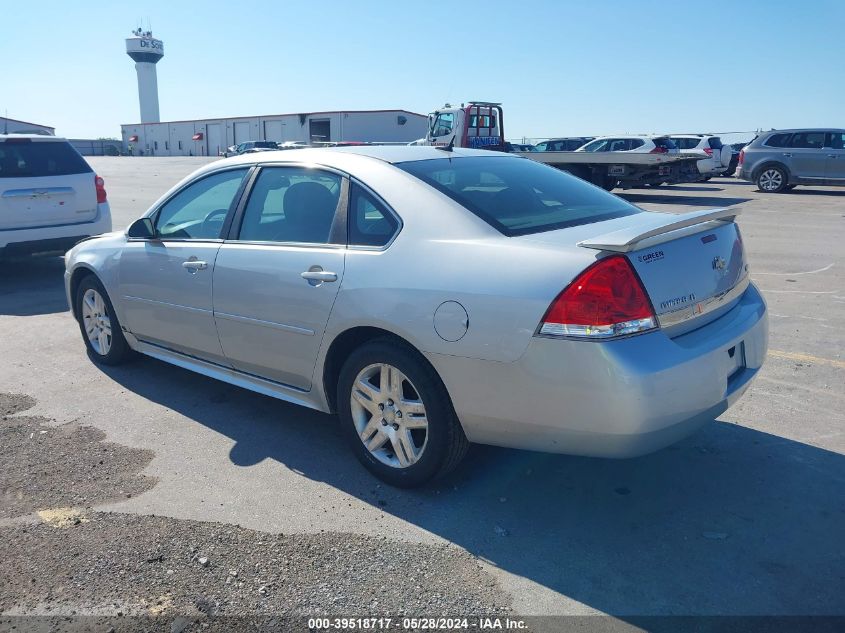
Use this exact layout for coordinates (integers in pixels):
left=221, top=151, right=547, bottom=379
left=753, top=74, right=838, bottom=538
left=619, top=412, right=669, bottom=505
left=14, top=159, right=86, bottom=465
left=254, top=141, right=277, bottom=148
left=0, top=140, right=92, bottom=178
left=763, top=133, right=791, bottom=148
left=708, top=137, right=723, bottom=149
left=396, top=156, right=639, bottom=237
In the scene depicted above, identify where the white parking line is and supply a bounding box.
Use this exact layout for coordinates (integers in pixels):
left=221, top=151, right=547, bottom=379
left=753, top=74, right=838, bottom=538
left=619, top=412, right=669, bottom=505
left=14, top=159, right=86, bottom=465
left=753, top=263, right=835, bottom=276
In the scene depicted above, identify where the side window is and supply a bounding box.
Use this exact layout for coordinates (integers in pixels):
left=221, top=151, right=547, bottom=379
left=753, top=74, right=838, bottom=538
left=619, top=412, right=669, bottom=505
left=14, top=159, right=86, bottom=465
left=630, top=138, right=645, bottom=150
left=582, top=139, right=609, bottom=152
left=826, top=133, right=845, bottom=150
left=348, top=183, right=399, bottom=247
left=764, top=133, right=791, bottom=148
left=238, top=167, right=341, bottom=244
left=608, top=139, right=628, bottom=152
left=154, top=168, right=248, bottom=239
left=788, top=132, right=825, bottom=149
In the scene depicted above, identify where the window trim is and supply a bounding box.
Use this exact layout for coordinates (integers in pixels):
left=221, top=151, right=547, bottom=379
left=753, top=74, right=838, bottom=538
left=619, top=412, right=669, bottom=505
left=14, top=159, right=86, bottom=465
left=225, top=162, right=349, bottom=249
left=346, top=178, right=403, bottom=251
left=128, top=165, right=254, bottom=243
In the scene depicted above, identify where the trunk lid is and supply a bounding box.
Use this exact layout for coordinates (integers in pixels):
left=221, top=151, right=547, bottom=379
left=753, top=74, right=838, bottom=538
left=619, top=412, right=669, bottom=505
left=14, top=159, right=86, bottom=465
left=578, top=208, right=749, bottom=336
left=0, top=138, right=97, bottom=230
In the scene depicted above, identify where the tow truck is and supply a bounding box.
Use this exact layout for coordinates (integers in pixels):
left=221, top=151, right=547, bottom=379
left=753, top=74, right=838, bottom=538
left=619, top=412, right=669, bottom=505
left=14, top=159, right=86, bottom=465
left=422, top=102, right=705, bottom=190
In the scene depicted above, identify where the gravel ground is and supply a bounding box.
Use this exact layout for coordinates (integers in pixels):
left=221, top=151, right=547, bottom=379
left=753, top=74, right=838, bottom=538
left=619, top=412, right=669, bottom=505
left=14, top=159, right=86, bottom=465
left=0, top=393, right=156, bottom=519
left=0, top=391, right=510, bottom=628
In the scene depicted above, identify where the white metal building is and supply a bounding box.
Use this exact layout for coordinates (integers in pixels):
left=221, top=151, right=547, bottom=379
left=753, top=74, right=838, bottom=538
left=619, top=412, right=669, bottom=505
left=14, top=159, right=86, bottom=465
left=1, top=116, right=55, bottom=135
left=120, top=109, right=428, bottom=156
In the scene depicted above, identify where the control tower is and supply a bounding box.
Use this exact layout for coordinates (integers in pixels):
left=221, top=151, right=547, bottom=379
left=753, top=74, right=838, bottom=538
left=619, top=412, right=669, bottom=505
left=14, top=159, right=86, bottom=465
left=125, top=28, right=164, bottom=123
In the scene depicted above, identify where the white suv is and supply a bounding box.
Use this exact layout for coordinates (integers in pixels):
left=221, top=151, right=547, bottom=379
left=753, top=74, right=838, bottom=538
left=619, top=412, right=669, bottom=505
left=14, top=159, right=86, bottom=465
left=0, top=135, right=111, bottom=258
left=669, top=135, right=731, bottom=178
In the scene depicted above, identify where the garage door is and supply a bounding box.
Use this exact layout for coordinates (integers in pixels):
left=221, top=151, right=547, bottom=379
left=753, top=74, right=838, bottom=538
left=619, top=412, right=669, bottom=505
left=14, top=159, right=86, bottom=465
left=234, top=121, right=251, bottom=144
left=206, top=123, right=223, bottom=157
left=264, top=120, right=284, bottom=142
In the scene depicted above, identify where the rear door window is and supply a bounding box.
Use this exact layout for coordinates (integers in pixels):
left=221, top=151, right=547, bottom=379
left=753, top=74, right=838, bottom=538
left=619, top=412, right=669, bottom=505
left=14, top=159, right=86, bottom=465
left=397, top=156, right=639, bottom=236
left=0, top=140, right=92, bottom=178
left=653, top=137, right=677, bottom=151
left=237, top=167, right=342, bottom=244
left=789, top=132, right=825, bottom=149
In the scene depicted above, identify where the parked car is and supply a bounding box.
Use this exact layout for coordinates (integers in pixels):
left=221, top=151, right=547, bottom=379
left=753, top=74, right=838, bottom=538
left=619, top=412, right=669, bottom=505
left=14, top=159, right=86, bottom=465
left=277, top=141, right=309, bottom=150
left=508, top=143, right=537, bottom=152
left=0, top=135, right=111, bottom=259
left=535, top=137, right=595, bottom=152
left=577, top=135, right=679, bottom=154
left=64, top=146, right=767, bottom=487
left=669, top=135, right=731, bottom=178
left=723, top=143, right=748, bottom=177
left=736, top=129, right=845, bottom=192
left=224, top=140, right=278, bottom=157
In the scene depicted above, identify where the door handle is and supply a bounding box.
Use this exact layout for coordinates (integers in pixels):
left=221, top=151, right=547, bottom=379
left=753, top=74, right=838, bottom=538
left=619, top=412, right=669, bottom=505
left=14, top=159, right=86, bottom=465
left=301, top=270, right=338, bottom=282
left=782, top=153, right=793, bottom=157
left=182, top=260, right=208, bottom=271
left=827, top=154, right=837, bottom=158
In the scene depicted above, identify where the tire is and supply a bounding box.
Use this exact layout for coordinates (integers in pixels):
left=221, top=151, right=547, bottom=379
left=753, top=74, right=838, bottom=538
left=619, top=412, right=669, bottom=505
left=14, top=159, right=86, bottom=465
left=647, top=181, right=665, bottom=188
left=784, top=184, right=797, bottom=190
left=75, top=275, right=133, bottom=366
left=756, top=165, right=789, bottom=193
left=337, top=338, right=469, bottom=487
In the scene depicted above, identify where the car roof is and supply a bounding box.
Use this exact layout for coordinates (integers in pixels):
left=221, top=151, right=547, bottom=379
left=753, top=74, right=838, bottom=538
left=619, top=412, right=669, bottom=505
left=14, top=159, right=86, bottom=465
left=0, top=134, right=67, bottom=142
left=759, top=128, right=845, bottom=134
left=214, top=145, right=503, bottom=168
left=588, top=134, right=665, bottom=140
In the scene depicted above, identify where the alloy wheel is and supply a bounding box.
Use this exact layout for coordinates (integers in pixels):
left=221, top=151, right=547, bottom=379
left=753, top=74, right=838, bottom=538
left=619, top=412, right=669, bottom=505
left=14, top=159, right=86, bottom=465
left=81, top=288, right=112, bottom=356
left=759, top=169, right=783, bottom=191
left=350, top=363, right=429, bottom=468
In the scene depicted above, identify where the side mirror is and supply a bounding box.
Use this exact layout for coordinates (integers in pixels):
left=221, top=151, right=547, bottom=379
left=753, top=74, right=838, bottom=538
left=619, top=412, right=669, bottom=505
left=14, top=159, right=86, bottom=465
left=127, top=217, right=155, bottom=239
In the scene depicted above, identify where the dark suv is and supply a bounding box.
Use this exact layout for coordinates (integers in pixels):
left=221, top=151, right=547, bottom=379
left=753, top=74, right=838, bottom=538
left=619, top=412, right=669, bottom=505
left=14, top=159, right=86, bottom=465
left=737, top=129, right=845, bottom=192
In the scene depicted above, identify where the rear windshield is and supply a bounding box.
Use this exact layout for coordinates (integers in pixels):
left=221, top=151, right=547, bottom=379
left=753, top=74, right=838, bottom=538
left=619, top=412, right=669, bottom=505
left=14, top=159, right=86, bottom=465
left=397, top=156, right=640, bottom=237
left=0, top=141, right=92, bottom=178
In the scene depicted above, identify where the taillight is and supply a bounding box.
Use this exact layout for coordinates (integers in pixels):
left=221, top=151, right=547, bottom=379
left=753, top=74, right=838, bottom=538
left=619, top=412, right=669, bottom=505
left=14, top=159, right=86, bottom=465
left=738, top=148, right=745, bottom=166
left=649, top=146, right=668, bottom=154
left=703, top=147, right=713, bottom=156
left=95, top=175, right=107, bottom=203
left=539, top=255, right=657, bottom=339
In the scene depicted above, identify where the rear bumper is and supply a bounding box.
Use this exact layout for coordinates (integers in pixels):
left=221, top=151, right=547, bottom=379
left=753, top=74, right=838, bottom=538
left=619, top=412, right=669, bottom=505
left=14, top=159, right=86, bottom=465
left=429, top=283, right=768, bottom=457
left=0, top=203, right=111, bottom=256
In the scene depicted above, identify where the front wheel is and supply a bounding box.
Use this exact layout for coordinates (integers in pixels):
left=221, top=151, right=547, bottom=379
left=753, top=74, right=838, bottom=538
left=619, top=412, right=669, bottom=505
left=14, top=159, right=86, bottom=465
left=757, top=166, right=788, bottom=193
left=337, top=339, right=468, bottom=487
left=75, top=275, right=132, bottom=365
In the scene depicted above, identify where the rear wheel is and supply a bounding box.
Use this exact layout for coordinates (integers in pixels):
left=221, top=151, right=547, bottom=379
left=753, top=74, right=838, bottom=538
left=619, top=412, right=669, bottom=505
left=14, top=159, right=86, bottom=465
left=75, top=275, right=132, bottom=365
left=757, top=166, right=788, bottom=193
left=337, top=339, right=468, bottom=487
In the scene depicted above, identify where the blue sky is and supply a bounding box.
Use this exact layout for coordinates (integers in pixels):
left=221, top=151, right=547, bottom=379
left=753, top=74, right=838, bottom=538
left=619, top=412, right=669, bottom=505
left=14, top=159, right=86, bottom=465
left=2, top=0, right=842, bottom=142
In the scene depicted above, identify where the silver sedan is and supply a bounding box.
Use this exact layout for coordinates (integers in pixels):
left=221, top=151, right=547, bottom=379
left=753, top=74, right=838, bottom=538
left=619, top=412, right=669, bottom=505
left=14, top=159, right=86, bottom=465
left=65, top=146, right=768, bottom=487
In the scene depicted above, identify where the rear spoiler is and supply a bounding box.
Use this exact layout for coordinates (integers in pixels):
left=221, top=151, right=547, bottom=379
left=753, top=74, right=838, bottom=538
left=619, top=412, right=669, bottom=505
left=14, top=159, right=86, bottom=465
left=577, top=207, right=740, bottom=253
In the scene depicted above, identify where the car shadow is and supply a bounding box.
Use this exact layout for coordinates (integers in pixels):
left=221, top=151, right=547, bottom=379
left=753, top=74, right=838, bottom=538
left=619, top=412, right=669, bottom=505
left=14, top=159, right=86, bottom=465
left=0, top=256, right=69, bottom=316
left=97, top=357, right=845, bottom=616
left=620, top=191, right=753, bottom=208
